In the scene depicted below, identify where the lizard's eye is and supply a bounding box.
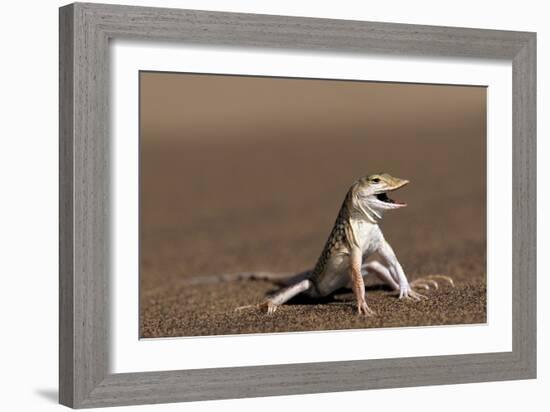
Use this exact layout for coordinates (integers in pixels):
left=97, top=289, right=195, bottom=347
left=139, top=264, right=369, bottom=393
left=371, top=178, right=381, bottom=183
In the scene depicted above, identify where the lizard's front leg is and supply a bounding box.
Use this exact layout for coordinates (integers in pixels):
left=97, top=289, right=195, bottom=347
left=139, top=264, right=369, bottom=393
left=377, top=240, right=426, bottom=301
left=349, top=247, right=375, bottom=316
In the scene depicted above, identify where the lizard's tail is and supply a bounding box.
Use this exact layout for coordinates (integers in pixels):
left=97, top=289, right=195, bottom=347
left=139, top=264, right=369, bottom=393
left=186, top=270, right=312, bottom=286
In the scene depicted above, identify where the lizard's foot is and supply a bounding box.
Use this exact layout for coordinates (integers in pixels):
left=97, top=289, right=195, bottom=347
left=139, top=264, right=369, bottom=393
left=234, top=301, right=279, bottom=315
left=260, top=300, right=279, bottom=315
left=357, top=300, right=376, bottom=316
left=410, top=275, right=454, bottom=291
left=398, top=284, right=427, bottom=301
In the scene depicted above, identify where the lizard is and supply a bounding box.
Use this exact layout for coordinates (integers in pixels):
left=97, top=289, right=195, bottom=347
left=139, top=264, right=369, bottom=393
left=188, top=173, right=453, bottom=315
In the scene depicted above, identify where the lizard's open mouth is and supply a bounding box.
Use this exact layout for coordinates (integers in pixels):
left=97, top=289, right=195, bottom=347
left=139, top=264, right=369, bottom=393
left=369, top=178, right=409, bottom=209
left=375, top=192, right=406, bottom=206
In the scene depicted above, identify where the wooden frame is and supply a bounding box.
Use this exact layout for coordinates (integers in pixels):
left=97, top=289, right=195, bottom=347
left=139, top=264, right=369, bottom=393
left=59, top=2, right=536, bottom=408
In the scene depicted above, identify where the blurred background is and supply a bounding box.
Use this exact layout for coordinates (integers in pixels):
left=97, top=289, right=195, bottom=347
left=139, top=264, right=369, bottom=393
left=140, top=72, right=486, bottom=337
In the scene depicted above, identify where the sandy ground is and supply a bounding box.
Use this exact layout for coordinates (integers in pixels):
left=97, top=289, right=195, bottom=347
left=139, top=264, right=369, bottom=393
left=139, top=75, right=486, bottom=338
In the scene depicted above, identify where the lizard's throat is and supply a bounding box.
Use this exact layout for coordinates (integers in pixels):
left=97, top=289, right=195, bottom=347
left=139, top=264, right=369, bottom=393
left=353, top=201, right=382, bottom=223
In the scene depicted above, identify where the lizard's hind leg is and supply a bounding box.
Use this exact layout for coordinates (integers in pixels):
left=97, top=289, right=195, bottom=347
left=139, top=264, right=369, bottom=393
left=236, top=279, right=312, bottom=315
left=262, top=279, right=312, bottom=315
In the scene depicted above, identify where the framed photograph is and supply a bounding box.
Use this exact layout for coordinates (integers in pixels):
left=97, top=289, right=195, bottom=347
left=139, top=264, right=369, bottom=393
left=59, top=2, right=536, bottom=408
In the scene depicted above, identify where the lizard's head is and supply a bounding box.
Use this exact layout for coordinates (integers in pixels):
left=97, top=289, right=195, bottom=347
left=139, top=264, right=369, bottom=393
left=351, top=173, right=409, bottom=216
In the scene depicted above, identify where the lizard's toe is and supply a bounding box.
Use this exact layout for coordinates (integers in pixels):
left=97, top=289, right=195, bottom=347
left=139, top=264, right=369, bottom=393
left=411, top=275, right=454, bottom=291
left=357, top=301, right=376, bottom=316
left=409, top=280, right=437, bottom=290
left=409, top=290, right=427, bottom=301
left=399, top=286, right=427, bottom=301
left=234, top=304, right=258, bottom=312
left=261, top=301, right=279, bottom=315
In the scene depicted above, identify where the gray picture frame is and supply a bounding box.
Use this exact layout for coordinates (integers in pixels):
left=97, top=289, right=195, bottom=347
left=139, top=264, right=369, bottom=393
left=59, top=2, right=536, bottom=409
